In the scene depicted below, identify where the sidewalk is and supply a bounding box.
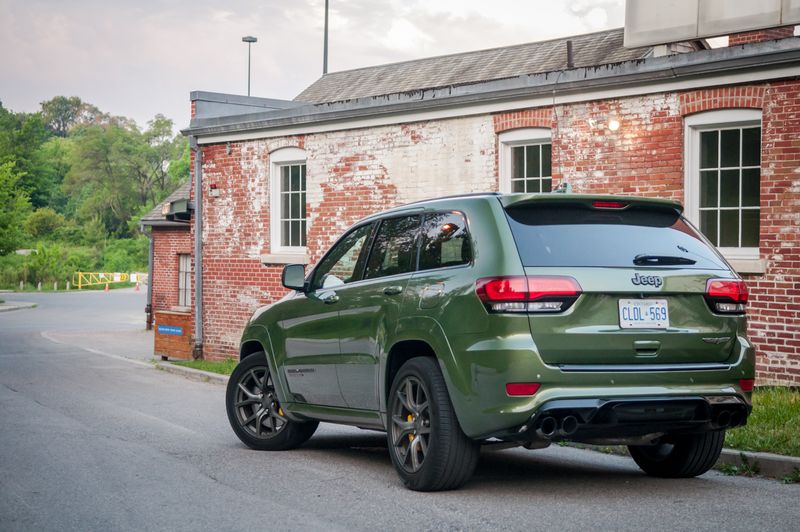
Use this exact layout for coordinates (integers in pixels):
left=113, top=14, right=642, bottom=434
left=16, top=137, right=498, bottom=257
left=0, top=300, right=36, bottom=312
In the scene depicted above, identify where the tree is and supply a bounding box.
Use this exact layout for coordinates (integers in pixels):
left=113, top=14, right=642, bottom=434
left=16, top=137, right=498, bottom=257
left=0, top=106, right=52, bottom=208
left=0, top=162, right=32, bottom=254
left=26, top=207, right=65, bottom=238
left=40, top=96, right=83, bottom=137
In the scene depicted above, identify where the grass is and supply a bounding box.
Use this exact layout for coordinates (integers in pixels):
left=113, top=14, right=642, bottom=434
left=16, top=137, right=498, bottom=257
left=725, top=387, right=800, bottom=457
left=782, top=468, right=800, bottom=484
left=172, top=357, right=237, bottom=375
left=719, top=453, right=760, bottom=477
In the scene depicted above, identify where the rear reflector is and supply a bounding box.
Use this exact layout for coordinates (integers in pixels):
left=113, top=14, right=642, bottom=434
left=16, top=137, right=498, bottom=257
left=705, top=279, right=748, bottom=314
left=739, top=379, right=755, bottom=392
left=506, top=383, right=541, bottom=396
left=476, top=276, right=582, bottom=313
left=592, top=200, right=627, bottom=209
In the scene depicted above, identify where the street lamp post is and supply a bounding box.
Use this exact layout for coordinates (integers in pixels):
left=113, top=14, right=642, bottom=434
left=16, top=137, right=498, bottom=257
left=241, top=36, right=257, bottom=96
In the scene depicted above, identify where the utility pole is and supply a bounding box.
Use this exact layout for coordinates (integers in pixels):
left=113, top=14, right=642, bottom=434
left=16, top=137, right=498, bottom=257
left=323, top=0, right=329, bottom=74
left=242, top=35, right=257, bottom=96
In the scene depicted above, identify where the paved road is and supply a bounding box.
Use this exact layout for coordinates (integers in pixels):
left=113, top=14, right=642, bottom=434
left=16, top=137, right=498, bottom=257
left=1, top=290, right=797, bottom=531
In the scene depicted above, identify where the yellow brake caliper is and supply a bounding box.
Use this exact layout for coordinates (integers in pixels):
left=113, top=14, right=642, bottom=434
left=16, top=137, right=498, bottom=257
left=407, top=414, right=414, bottom=442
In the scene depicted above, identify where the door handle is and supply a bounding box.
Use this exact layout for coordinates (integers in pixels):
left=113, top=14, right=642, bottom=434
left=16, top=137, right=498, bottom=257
left=383, top=286, right=404, bottom=296
left=321, top=293, right=339, bottom=304
left=634, top=340, right=660, bottom=357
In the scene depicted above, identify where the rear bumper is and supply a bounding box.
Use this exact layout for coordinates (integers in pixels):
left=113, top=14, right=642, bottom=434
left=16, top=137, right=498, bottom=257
left=513, top=395, right=750, bottom=444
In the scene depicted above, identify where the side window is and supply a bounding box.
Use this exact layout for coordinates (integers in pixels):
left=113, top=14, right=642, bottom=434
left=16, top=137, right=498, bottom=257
left=419, top=212, right=472, bottom=271
left=312, top=223, right=373, bottom=289
left=364, top=216, right=421, bottom=280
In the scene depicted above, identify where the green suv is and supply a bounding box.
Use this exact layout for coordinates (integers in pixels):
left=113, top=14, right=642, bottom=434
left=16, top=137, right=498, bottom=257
left=226, top=193, right=754, bottom=491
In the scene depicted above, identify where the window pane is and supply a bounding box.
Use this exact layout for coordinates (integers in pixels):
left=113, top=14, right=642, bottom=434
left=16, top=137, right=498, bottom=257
left=419, top=212, right=471, bottom=271
left=313, top=223, right=373, bottom=288
left=512, top=147, right=524, bottom=179
left=541, top=144, right=552, bottom=177
left=526, top=146, right=540, bottom=178
left=282, top=221, right=290, bottom=247
left=512, top=180, right=524, bottom=193
left=720, top=169, right=739, bottom=207
left=290, top=193, right=300, bottom=219
left=741, top=168, right=760, bottom=207
left=281, top=193, right=290, bottom=219
left=542, top=178, right=552, bottom=193
left=301, top=196, right=307, bottom=217
left=301, top=164, right=307, bottom=190
left=282, top=166, right=290, bottom=191
left=720, top=129, right=740, bottom=167
left=741, top=127, right=760, bottom=166
left=364, top=216, right=421, bottom=279
left=719, top=210, right=739, bottom=247
left=700, top=131, right=718, bottom=169
left=700, top=170, right=718, bottom=208
left=700, top=210, right=718, bottom=246
left=291, top=221, right=301, bottom=247
left=528, top=179, right=541, bottom=193
left=290, top=165, right=300, bottom=191
left=741, top=210, right=759, bottom=248
left=301, top=221, right=307, bottom=246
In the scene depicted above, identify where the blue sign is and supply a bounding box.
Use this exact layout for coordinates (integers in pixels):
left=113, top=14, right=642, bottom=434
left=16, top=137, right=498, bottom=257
left=158, top=325, right=183, bottom=336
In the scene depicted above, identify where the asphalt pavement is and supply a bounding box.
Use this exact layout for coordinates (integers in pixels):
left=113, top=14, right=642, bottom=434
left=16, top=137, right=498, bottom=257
left=0, top=289, right=797, bottom=531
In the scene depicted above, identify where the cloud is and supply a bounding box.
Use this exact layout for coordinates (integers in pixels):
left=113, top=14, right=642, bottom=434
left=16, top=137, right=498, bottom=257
left=0, top=0, right=624, bottom=130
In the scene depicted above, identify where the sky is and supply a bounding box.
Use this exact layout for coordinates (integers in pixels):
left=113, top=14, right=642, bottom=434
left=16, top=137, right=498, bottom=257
left=0, top=0, right=628, bottom=131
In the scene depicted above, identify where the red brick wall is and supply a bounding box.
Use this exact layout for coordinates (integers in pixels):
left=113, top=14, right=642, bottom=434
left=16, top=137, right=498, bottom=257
left=729, top=26, right=795, bottom=46
left=151, top=226, right=193, bottom=312
left=190, top=81, right=800, bottom=385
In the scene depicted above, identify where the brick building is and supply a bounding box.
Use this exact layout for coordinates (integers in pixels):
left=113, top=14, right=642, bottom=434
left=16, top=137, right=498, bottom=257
left=149, top=26, right=800, bottom=385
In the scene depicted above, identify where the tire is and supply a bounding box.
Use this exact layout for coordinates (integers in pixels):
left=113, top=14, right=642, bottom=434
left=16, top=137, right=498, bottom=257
left=387, top=357, right=479, bottom=491
left=628, top=430, right=725, bottom=478
left=226, top=352, right=318, bottom=451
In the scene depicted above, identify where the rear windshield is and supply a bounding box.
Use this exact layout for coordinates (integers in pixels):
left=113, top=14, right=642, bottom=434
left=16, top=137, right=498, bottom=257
left=504, top=202, right=728, bottom=270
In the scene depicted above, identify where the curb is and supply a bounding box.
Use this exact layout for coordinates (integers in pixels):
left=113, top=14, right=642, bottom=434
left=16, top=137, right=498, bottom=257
left=0, top=302, right=37, bottom=313
left=717, top=448, right=800, bottom=480
left=572, top=443, right=800, bottom=481
left=155, top=361, right=229, bottom=385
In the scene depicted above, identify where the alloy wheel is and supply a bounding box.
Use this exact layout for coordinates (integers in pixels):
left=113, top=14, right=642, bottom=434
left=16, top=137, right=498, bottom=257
left=233, top=366, right=286, bottom=439
left=390, top=376, right=432, bottom=473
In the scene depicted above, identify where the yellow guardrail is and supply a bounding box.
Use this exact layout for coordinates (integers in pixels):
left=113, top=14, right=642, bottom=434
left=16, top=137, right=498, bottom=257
left=72, top=272, right=130, bottom=290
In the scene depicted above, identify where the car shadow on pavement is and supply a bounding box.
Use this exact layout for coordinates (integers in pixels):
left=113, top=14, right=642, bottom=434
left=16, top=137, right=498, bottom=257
left=292, top=430, right=721, bottom=496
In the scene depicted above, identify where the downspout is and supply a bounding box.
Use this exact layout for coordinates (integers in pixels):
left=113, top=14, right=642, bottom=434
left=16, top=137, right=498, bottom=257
left=191, top=135, right=204, bottom=359
left=144, top=226, right=154, bottom=330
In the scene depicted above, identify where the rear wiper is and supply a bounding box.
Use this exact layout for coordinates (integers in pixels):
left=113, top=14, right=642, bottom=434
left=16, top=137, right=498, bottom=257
left=633, top=254, right=696, bottom=266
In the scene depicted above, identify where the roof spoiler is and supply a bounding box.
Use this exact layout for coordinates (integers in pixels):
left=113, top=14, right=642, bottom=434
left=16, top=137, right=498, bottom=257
left=499, top=193, right=684, bottom=215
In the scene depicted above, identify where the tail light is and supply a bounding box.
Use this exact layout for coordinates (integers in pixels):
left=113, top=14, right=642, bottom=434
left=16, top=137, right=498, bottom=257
left=739, top=379, right=755, bottom=393
left=506, top=383, right=541, bottom=396
left=476, top=275, right=581, bottom=313
left=705, top=279, right=748, bottom=314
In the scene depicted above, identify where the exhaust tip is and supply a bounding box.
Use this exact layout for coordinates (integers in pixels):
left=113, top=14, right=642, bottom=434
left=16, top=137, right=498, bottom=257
left=538, top=416, right=558, bottom=438
left=716, top=410, right=731, bottom=428
left=729, top=410, right=742, bottom=427
left=560, top=415, right=579, bottom=436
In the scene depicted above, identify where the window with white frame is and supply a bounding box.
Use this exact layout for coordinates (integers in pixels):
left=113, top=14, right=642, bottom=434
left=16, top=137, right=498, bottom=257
left=177, top=254, right=191, bottom=307
left=269, top=147, right=307, bottom=254
left=684, top=110, right=761, bottom=260
left=498, top=128, right=552, bottom=193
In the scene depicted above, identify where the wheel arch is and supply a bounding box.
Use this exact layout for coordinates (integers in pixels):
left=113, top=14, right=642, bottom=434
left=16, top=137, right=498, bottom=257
left=385, top=339, right=437, bottom=407
left=240, top=340, right=265, bottom=360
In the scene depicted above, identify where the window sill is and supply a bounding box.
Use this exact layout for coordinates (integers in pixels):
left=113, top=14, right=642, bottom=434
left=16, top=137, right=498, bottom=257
left=261, top=252, right=309, bottom=265
left=726, top=258, right=766, bottom=274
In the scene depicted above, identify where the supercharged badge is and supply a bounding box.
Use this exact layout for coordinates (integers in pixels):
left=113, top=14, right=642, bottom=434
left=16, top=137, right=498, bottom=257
left=631, top=273, right=663, bottom=287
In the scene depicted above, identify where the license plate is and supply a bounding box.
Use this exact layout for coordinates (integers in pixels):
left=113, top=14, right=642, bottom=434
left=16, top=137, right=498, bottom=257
left=618, top=299, right=669, bottom=329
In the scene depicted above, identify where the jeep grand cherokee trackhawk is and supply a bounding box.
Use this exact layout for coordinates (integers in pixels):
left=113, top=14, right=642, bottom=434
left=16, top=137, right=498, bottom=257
left=225, top=193, right=754, bottom=491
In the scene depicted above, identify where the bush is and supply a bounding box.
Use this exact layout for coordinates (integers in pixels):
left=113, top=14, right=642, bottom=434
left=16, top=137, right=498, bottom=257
left=26, top=207, right=65, bottom=238
left=102, top=237, right=148, bottom=272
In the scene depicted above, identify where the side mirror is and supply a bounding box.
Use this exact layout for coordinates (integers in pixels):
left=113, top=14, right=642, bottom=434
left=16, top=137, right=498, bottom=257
left=281, top=264, right=306, bottom=291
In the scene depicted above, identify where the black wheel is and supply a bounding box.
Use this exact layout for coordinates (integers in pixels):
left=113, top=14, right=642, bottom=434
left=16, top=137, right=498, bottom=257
left=226, top=352, right=318, bottom=451
left=628, top=430, right=725, bottom=478
left=387, top=357, right=479, bottom=491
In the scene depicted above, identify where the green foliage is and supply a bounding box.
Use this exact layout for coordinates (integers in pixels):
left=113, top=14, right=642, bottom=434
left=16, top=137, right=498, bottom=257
left=719, top=453, right=760, bottom=477
left=0, top=162, right=32, bottom=254
left=725, top=387, right=800, bottom=457
left=102, top=237, right=149, bottom=272
left=26, top=207, right=65, bottom=238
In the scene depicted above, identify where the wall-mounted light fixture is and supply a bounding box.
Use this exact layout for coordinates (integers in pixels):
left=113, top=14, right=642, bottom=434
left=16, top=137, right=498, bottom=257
left=608, top=119, right=620, bottom=131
